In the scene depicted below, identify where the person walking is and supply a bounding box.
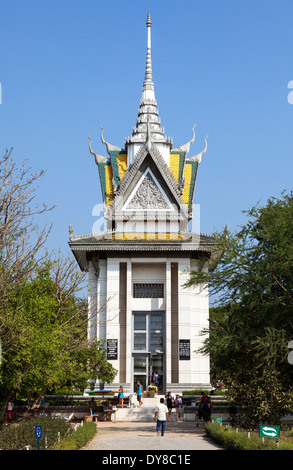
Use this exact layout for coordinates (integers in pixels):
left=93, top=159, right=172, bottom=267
left=153, top=371, right=160, bottom=394
left=137, top=381, right=143, bottom=408
left=154, top=397, right=169, bottom=436
left=196, top=400, right=204, bottom=427
left=118, top=386, right=124, bottom=408
left=6, top=400, right=14, bottom=425
left=174, top=394, right=182, bottom=421
left=166, top=392, right=173, bottom=416
left=90, top=398, right=98, bottom=418
left=202, top=396, right=212, bottom=423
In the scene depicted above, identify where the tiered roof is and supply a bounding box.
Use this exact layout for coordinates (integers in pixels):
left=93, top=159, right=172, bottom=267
left=87, top=11, right=207, bottom=216
left=69, top=10, right=213, bottom=270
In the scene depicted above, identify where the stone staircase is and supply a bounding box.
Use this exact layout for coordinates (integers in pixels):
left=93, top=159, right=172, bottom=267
left=113, top=395, right=179, bottom=422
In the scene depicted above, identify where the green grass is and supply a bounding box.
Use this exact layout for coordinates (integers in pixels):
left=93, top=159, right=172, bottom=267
left=50, top=421, right=97, bottom=450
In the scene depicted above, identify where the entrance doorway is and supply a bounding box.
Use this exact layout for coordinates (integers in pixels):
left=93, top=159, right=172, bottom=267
left=132, top=312, right=165, bottom=393
left=133, top=353, right=164, bottom=394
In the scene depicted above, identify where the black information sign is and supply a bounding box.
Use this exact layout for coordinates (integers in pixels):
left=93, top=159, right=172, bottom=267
left=107, top=339, right=118, bottom=360
left=179, top=339, right=190, bottom=360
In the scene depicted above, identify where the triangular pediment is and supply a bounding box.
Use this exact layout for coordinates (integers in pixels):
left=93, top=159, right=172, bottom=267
left=109, top=144, right=189, bottom=220
left=123, top=169, right=173, bottom=211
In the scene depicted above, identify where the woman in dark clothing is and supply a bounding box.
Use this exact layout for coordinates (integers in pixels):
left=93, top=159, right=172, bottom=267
left=166, top=392, right=173, bottom=415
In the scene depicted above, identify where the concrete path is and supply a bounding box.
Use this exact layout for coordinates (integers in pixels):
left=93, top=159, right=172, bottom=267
left=82, top=420, right=223, bottom=451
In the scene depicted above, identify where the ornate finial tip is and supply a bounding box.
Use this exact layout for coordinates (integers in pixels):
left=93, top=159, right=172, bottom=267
left=147, top=11, right=152, bottom=26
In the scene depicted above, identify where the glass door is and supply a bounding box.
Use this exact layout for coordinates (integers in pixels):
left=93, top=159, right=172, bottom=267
left=149, top=353, right=164, bottom=394
left=133, top=354, right=148, bottom=392
left=132, top=311, right=165, bottom=393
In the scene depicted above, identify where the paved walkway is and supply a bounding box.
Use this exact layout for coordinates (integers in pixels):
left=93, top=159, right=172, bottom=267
left=82, top=420, right=223, bottom=451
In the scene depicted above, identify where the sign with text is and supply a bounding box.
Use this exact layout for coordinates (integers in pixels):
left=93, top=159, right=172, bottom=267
left=179, top=339, right=190, bottom=360
left=107, top=339, right=118, bottom=360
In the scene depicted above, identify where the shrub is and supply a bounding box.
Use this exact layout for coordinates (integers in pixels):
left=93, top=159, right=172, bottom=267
left=0, top=416, right=71, bottom=450
left=205, top=423, right=264, bottom=450
left=205, top=422, right=293, bottom=450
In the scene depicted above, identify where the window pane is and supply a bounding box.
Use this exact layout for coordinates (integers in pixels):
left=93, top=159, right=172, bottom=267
left=134, top=332, right=146, bottom=350
left=151, top=355, right=164, bottom=371
left=150, top=314, right=163, bottom=331
left=134, top=314, right=146, bottom=331
left=150, top=333, right=164, bottom=352
left=150, top=314, right=163, bottom=352
left=133, top=355, right=147, bottom=373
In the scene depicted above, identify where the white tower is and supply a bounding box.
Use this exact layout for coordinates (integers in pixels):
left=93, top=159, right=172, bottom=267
left=69, top=10, right=213, bottom=394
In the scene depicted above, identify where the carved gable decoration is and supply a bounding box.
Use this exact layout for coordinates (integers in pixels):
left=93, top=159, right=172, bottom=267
left=125, top=170, right=172, bottom=211
left=106, top=145, right=190, bottom=222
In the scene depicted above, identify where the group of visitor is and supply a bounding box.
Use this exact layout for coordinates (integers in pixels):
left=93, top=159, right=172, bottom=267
left=196, top=391, right=212, bottom=425
left=117, top=382, right=213, bottom=435
left=165, top=391, right=183, bottom=420
left=154, top=392, right=183, bottom=436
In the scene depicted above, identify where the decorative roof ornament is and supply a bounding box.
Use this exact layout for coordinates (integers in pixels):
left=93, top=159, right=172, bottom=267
left=69, top=223, right=76, bottom=240
left=88, top=135, right=108, bottom=164
left=172, top=124, right=196, bottom=155
left=100, top=124, right=122, bottom=156
left=188, top=135, right=208, bottom=164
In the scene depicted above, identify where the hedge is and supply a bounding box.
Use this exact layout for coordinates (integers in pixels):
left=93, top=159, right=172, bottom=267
left=205, top=422, right=293, bottom=450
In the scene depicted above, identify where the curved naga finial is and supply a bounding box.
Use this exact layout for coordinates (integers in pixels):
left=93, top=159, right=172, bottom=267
left=172, top=124, right=196, bottom=155
left=88, top=136, right=108, bottom=164
left=69, top=223, right=76, bottom=240
left=188, top=135, right=208, bottom=164
left=100, top=124, right=121, bottom=156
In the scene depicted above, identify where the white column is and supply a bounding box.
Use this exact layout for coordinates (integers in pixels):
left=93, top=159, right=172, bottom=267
left=189, top=260, right=210, bottom=386
left=165, top=260, right=172, bottom=385
left=106, top=259, right=120, bottom=382
left=97, top=259, right=107, bottom=346
left=88, top=261, right=97, bottom=342
left=125, top=260, right=132, bottom=386
left=178, top=258, right=191, bottom=384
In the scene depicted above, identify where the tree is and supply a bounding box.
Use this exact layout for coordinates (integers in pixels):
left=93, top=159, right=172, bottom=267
left=0, top=149, right=54, bottom=356
left=0, top=150, right=116, bottom=418
left=0, top=149, right=53, bottom=288
left=186, top=192, right=293, bottom=426
left=0, top=255, right=116, bottom=409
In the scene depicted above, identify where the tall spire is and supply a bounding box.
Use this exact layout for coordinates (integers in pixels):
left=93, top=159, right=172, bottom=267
left=142, top=11, right=154, bottom=101
left=126, top=10, right=172, bottom=151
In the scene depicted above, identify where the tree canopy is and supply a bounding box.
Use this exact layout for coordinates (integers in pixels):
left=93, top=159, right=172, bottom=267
left=0, top=150, right=116, bottom=415
left=187, top=192, right=293, bottom=426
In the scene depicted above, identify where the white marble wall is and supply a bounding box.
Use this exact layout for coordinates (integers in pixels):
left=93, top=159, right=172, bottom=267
left=91, top=255, right=210, bottom=391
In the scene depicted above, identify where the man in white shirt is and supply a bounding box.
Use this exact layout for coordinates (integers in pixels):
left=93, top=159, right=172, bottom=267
left=154, top=398, right=169, bottom=436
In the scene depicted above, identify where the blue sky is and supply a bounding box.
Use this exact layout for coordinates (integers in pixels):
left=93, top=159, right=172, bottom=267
left=1, top=0, right=293, bottom=257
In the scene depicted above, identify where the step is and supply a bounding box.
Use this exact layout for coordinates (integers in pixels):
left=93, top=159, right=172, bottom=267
left=112, top=396, right=182, bottom=422
left=114, top=408, right=154, bottom=422
left=113, top=408, right=181, bottom=422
